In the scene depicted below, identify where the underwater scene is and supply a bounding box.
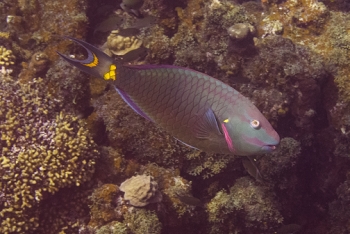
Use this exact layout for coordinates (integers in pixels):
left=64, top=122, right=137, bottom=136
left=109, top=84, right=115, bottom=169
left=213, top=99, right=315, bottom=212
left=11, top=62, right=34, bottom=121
left=0, top=0, right=350, bottom=233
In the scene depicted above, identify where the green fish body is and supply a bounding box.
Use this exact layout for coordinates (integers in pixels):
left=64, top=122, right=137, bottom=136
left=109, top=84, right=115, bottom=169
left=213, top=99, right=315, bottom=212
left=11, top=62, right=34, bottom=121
left=58, top=38, right=279, bottom=156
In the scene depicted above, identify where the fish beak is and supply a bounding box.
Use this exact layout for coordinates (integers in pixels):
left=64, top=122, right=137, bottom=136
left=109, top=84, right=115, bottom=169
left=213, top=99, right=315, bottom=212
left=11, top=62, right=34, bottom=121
left=262, top=144, right=277, bottom=152
left=263, top=131, right=280, bottom=152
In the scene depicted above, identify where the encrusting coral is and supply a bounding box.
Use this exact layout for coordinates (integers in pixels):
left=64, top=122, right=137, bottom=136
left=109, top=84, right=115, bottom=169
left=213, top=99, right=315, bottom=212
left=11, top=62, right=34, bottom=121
left=0, top=74, right=98, bottom=233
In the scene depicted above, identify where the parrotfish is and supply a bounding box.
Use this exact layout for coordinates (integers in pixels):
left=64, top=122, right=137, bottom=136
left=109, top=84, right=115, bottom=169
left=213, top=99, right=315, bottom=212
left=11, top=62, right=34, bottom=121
left=57, top=38, right=279, bottom=156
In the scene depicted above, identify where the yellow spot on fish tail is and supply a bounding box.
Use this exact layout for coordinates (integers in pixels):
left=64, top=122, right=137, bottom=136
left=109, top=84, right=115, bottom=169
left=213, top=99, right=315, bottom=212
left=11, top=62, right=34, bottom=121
left=223, top=118, right=229, bottom=123
left=103, top=64, right=117, bottom=81
left=83, top=53, right=98, bottom=67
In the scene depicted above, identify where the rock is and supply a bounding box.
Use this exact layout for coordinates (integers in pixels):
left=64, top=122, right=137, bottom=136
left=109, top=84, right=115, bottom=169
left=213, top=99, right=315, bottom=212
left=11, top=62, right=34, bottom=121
left=120, top=175, right=162, bottom=207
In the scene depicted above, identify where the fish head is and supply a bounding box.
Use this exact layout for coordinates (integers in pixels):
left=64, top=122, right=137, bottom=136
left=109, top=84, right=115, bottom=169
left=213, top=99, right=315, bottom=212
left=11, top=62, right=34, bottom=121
left=221, top=103, right=280, bottom=156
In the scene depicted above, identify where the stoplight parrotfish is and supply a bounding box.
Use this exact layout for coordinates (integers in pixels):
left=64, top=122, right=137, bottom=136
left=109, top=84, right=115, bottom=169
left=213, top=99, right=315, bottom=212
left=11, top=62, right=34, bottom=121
left=57, top=37, right=279, bottom=156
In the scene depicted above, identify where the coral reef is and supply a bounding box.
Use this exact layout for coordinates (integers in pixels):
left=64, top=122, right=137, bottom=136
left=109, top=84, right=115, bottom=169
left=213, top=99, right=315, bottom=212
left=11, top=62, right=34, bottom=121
left=328, top=174, right=350, bottom=234
left=259, top=137, right=301, bottom=181
left=240, top=35, right=326, bottom=137
left=207, top=177, right=283, bottom=234
left=0, top=46, right=15, bottom=68
left=184, top=151, right=236, bottom=178
left=124, top=209, right=162, bottom=234
left=1, top=0, right=350, bottom=233
left=18, top=52, right=49, bottom=82
left=227, top=23, right=255, bottom=41
left=139, top=163, right=198, bottom=219
left=85, top=163, right=199, bottom=232
left=95, top=221, right=130, bottom=234
left=258, top=0, right=329, bottom=39
left=37, top=185, right=92, bottom=234
left=89, top=184, right=121, bottom=227
left=0, top=75, right=98, bottom=233
left=0, top=0, right=89, bottom=70
left=106, top=30, right=143, bottom=56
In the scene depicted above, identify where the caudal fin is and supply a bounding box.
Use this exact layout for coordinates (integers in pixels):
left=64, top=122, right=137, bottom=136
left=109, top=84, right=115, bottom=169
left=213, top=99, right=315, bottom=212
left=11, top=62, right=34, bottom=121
left=57, top=37, right=117, bottom=81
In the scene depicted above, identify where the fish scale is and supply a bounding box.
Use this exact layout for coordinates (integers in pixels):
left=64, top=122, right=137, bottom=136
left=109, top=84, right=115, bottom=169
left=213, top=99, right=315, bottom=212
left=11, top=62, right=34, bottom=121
left=116, top=66, right=238, bottom=153
left=57, top=38, right=279, bottom=156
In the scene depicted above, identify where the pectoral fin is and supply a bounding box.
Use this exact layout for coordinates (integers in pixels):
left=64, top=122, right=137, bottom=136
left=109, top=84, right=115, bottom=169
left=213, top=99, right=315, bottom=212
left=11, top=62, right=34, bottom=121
left=243, top=156, right=263, bottom=181
left=193, top=107, right=222, bottom=139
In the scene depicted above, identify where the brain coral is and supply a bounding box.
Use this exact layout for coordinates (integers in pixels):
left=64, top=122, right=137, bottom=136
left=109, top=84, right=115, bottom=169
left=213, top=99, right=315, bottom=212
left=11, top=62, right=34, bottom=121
left=0, top=75, right=99, bottom=233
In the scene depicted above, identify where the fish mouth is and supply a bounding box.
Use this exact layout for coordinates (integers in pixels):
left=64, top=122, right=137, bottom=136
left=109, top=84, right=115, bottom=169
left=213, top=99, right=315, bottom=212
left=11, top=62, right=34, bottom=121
left=261, top=144, right=277, bottom=152
left=262, top=132, right=280, bottom=152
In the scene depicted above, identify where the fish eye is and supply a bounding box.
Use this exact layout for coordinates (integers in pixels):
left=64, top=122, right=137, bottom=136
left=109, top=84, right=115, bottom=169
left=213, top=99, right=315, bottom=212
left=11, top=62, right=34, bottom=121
left=250, top=119, right=260, bottom=129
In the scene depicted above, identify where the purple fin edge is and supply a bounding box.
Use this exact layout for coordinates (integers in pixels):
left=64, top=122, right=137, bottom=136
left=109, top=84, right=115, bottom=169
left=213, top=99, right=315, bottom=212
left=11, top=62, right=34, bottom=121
left=175, top=138, right=199, bottom=150
left=114, top=87, right=153, bottom=122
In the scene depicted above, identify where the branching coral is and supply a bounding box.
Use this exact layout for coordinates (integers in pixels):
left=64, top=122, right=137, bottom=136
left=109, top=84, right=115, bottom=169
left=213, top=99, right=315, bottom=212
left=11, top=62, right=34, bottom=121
left=123, top=209, right=162, bottom=234
left=0, top=75, right=98, bottom=233
left=184, top=151, right=236, bottom=178
left=96, top=221, right=130, bottom=234
left=0, top=46, right=15, bottom=68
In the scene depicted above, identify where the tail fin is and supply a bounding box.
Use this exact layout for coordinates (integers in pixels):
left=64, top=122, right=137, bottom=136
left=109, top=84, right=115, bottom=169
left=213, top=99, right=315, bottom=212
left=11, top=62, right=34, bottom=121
left=57, top=37, right=117, bottom=81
